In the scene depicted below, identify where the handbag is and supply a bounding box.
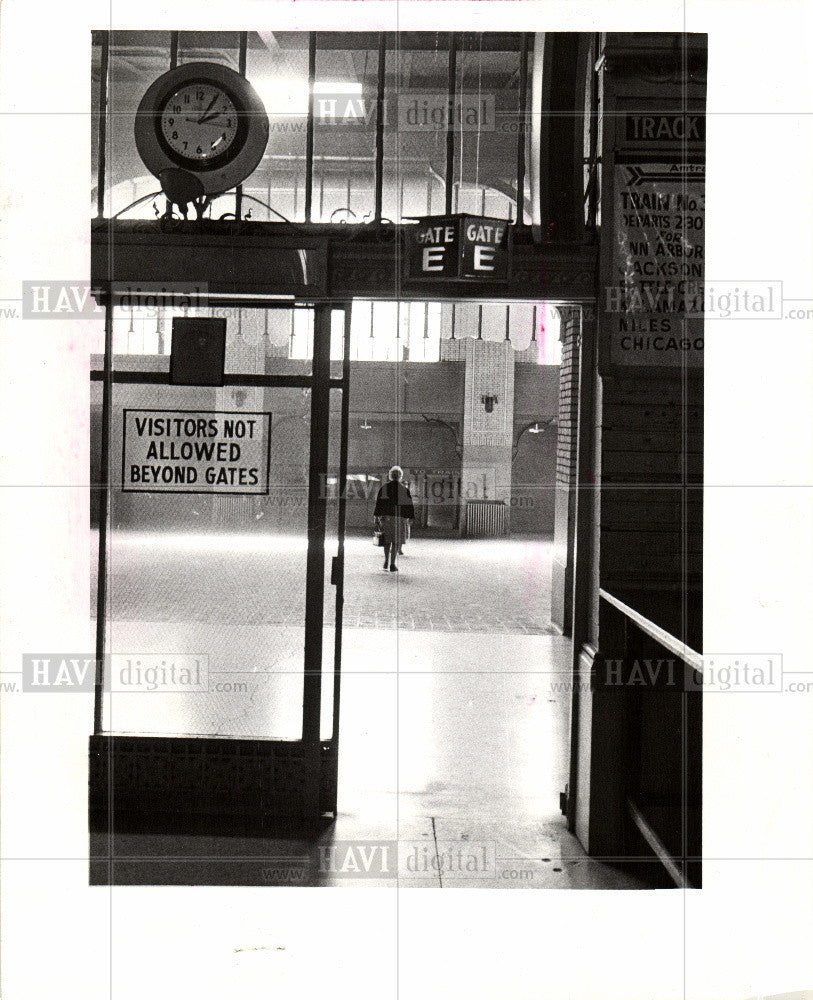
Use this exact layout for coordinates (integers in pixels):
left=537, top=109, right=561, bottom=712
left=373, top=529, right=384, bottom=547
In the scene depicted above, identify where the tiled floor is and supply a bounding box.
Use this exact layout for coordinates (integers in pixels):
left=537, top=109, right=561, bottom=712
left=90, top=819, right=645, bottom=889
left=90, top=530, right=647, bottom=888
left=91, top=531, right=557, bottom=633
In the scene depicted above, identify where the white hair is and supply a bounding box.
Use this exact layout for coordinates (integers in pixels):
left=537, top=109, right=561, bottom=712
left=388, top=465, right=403, bottom=481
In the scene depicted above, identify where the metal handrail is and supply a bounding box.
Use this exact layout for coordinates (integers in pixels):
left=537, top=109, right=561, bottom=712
left=627, top=797, right=690, bottom=889
left=599, top=588, right=703, bottom=675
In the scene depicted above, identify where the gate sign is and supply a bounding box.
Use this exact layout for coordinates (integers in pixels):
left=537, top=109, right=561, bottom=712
left=406, top=214, right=511, bottom=281
left=122, top=409, right=271, bottom=494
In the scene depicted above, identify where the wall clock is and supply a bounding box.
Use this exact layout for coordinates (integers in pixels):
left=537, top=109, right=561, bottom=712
left=134, top=62, right=269, bottom=196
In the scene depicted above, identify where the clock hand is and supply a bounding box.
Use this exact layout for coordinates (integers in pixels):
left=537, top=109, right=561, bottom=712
left=198, top=111, right=226, bottom=125
left=196, top=94, right=219, bottom=123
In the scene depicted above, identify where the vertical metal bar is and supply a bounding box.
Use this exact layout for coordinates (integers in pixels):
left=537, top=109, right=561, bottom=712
left=444, top=33, right=458, bottom=215
left=239, top=30, right=248, bottom=73
left=515, top=32, right=530, bottom=226
left=374, top=33, right=386, bottom=222
left=157, top=306, right=165, bottom=355
left=567, top=306, right=595, bottom=834
left=235, top=31, right=248, bottom=221
left=169, top=31, right=179, bottom=69
left=330, top=304, right=352, bottom=768
left=95, top=32, right=110, bottom=220
left=302, top=304, right=331, bottom=742
left=477, top=304, right=483, bottom=339
left=505, top=303, right=511, bottom=341
left=93, top=293, right=114, bottom=733
left=304, top=32, right=317, bottom=223
left=588, top=35, right=601, bottom=232
left=624, top=622, right=646, bottom=860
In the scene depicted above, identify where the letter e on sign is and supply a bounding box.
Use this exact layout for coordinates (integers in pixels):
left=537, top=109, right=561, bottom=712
left=423, top=247, right=445, bottom=272
left=473, top=246, right=495, bottom=271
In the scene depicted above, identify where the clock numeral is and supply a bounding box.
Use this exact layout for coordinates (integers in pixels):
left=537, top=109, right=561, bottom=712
left=184, top=95, right=190, bottom=104
left=196, top=90, right=204, bottom=100
left=197, top=146, right=203, bottom=154
left=227, top=119, right=232, bottom=128
left=183, top=141, right=188, bottom=150
left=167, top=118, right=174, bottom=126
left=171, top=131, right=178, bottom=139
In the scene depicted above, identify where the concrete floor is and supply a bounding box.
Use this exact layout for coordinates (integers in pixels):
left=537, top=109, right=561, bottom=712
left=90, top=531, right=646, bottom=888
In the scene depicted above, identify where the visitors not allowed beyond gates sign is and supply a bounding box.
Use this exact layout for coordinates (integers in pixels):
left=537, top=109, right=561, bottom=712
left=122, top=410, right=271, bottom=494
left=608, top=161, right=705, bottom=366
left=405, top=214, right=512, bottom=282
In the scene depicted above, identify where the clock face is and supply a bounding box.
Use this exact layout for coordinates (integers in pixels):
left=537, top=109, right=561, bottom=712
left=135, top=63, right=269, bottom=194
left=158, top=82, right=243, bottom=168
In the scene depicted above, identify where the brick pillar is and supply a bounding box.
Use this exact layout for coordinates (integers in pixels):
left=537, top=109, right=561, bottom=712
left=458, top=338, right=514, bottom=534
left=551, top=306, right=581, bottom=633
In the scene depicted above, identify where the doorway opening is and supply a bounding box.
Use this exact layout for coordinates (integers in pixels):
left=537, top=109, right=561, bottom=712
left=328, top=297, right=596, bottom=882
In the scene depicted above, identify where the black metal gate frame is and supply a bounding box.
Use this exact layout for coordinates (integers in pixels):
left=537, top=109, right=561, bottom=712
left=90, top=290, right=352, bottom=823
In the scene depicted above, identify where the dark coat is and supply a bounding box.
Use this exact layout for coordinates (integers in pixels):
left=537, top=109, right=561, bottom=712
left=374, top=480, right=415, bottom=520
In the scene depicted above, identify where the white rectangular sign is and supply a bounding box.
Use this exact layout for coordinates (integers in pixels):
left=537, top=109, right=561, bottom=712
left=122, top=409, right=271, bottom=494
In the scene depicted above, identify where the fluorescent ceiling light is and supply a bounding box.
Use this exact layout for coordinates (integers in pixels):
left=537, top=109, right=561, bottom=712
left=253, top=78, right=363, bottom=117
left=313, top=82, right=363, bottom=94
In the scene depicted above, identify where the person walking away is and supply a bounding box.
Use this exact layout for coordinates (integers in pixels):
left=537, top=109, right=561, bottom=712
left=374, top=466, right=415, bottom=572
